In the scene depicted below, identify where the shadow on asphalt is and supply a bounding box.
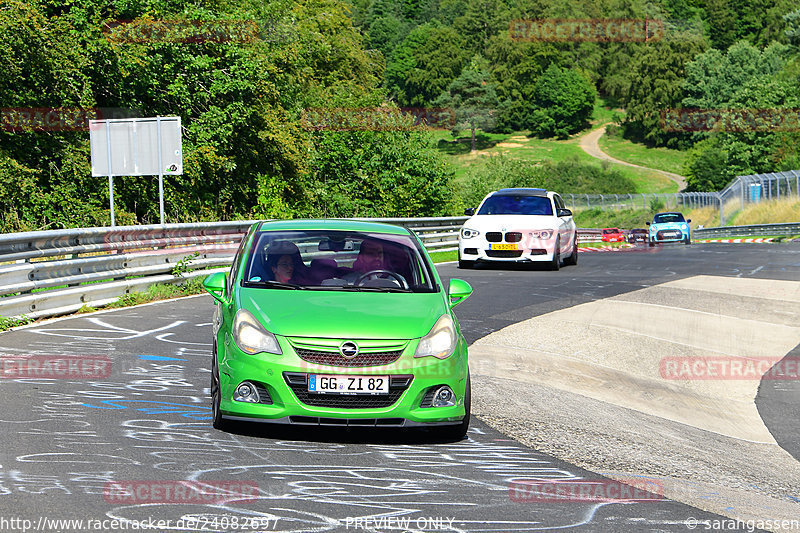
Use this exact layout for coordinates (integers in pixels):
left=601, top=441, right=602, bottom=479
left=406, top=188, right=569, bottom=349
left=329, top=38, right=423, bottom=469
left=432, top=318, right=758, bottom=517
left=220, top=420, right=469, bottom=445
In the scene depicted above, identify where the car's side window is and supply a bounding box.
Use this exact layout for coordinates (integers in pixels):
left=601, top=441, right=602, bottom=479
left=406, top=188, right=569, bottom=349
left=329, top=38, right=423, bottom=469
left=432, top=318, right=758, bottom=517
left=553, top=195, right=565, bottom=213
left=227, top=229, right=252, bottom=298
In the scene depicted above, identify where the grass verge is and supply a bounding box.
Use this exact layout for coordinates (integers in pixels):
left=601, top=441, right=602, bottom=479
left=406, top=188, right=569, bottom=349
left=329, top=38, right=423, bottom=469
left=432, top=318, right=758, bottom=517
left=598, top=132, right=688, bottom=176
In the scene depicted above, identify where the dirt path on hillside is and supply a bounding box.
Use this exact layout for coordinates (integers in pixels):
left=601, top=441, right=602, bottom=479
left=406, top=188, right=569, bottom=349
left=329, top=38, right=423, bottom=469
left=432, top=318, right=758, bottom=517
left=579, top=124, right=687, bottom=190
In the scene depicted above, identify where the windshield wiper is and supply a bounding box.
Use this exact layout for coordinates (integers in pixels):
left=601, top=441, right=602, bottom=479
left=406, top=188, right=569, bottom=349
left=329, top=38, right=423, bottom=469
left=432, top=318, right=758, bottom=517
left=243, top=280, right=305, bottom=290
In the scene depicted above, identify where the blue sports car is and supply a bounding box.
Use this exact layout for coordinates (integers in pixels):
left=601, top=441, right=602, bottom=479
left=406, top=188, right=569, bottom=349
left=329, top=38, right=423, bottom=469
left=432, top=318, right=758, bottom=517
left=647, top=212, right=691, bottom=246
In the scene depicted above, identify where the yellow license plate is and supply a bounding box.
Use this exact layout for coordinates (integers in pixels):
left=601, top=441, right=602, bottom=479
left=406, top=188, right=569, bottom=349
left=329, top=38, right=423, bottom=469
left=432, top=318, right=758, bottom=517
left=490, top=243, right=519, bottom=250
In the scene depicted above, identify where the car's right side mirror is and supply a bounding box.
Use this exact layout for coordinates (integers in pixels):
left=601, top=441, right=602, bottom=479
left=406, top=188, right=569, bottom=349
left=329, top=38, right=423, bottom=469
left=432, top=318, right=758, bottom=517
left=687, top=219, right=692, bottom=223
left=464, top=208, right=475, bottom=216
left=646, top=222, right=650, bottom=226
left=448, top=278, right=473, bottom=308
left=557, top=208, right=572, bottom=217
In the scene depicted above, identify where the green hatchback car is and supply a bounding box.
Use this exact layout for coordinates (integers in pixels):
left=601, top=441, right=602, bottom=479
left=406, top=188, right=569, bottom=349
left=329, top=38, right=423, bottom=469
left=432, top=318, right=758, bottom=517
left=203, top=219, right=474, bottom=439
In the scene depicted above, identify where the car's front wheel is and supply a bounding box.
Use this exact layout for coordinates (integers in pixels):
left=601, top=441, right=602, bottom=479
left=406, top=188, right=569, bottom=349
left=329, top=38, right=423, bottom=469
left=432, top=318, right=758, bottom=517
left=684, top=236, right=691, bottom=245
left=458, top=259, right=475, bottom=269
left=550, top=237, right=560, bottom=271
left=564, top=235, right=578, bottom=266
left=211, top=352, right=230, bottom=431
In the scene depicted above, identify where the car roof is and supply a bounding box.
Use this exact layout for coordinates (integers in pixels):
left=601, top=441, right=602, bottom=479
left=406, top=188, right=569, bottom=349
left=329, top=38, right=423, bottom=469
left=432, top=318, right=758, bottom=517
left=256, top=219, right=410, bottom=235
left=654, top=212, right=683, bottom=216
left=493, top=188, right=549, bottom=197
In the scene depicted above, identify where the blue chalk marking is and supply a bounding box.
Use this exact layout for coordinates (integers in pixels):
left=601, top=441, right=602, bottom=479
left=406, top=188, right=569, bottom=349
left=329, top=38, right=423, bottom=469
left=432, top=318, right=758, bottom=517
left=137, top=355, right=187, bottom=361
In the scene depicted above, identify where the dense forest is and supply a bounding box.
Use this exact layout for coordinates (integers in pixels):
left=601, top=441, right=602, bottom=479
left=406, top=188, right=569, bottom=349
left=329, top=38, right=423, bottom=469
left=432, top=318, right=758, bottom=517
left=1, top=0, right=799, bottom=231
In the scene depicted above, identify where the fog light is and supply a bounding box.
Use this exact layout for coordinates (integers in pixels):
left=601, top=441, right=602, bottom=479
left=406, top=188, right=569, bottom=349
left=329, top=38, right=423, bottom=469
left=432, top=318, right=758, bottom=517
left=233, top=381, right=260, bottom=403
left=432, top=386, right=456, bottom=407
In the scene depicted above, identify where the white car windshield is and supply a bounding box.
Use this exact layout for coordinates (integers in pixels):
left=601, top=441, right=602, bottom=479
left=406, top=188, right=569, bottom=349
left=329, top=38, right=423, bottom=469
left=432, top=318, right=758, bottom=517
left=477, top=195, right=553, bottom=216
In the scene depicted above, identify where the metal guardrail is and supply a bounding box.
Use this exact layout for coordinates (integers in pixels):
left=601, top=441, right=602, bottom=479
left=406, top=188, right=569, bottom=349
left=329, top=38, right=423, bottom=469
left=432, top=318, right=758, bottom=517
left=0, top=218, right=468, bottom=321
left=1, top=218, right=794, bottom=322
left=693, top=222, right=800, bottom=239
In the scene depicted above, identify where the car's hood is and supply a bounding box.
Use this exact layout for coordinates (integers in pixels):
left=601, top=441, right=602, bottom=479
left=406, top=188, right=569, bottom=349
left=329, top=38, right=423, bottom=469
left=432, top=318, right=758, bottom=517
left=464, top=214, right=558, bottom=232
left=238, top=288, right=446, bottom=339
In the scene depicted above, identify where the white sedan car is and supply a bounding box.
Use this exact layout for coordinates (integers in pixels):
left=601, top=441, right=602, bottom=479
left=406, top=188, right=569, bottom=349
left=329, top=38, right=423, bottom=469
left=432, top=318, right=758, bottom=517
left=458, top=188, right=578, bottom=270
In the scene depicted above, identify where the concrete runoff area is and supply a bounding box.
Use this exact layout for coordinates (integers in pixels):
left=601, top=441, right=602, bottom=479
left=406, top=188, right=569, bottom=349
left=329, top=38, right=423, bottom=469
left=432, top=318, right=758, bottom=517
left=470, top=275, right=800, bottom=527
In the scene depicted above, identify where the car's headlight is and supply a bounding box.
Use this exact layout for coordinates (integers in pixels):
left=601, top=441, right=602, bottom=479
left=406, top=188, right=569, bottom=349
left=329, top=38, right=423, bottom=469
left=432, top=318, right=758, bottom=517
left=414, top=314, right=456, bottom=360
left=461, top=228, right=479, bottom=239
left=233, top=309, right=282, bottom=355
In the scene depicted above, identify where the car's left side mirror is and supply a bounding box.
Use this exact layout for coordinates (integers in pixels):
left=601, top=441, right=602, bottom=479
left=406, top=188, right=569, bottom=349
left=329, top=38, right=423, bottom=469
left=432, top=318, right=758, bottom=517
left=448, top=278, right=473, bottom=308
left=687, top=219, right=692, bottom=223
left=203, top=272, right=228, bottom=304
left=558, top=208, right=572, bottom=217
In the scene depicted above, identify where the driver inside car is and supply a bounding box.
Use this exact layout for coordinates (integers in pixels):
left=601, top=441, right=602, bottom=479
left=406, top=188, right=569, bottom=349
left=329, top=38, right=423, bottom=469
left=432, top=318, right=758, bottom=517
left=339, top=238, right=404, bottom=288
left=352, top=238, right=385, bottom=273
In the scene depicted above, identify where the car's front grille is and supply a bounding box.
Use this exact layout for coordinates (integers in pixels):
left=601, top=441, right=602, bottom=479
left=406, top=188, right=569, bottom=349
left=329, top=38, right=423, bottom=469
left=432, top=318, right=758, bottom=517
left=289, top=416, right=405, bottom=426
left=485, top=250, right=523, bottom=258
left=486, top=232, right=502, bottom=242
left=505, top=232, right=522, bottom=242
left=283, top=373, right=413, bottom=409
left=293, top=347, right=404, bottom=367
left=656, top=230, right=682, bottom=240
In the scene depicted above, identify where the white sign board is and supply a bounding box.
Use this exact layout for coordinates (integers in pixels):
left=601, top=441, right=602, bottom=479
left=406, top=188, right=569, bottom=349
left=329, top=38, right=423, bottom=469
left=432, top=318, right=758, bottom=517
left=89, top=117, right=182, bottom=176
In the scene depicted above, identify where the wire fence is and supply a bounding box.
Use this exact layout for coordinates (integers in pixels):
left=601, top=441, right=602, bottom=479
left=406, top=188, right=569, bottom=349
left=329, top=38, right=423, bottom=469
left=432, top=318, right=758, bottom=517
left=564, top=170, right=800, bottom=225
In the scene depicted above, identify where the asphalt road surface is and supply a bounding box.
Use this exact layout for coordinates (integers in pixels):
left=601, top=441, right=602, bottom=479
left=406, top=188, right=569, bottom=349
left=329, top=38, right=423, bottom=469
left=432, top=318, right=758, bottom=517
left=1, top=242, right=797, bottom=532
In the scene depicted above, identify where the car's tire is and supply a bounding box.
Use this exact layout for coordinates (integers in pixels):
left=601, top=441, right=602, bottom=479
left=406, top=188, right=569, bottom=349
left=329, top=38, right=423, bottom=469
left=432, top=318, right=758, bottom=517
left=684, top=236, right=691, bottom=245
left=458, top=259, right=475, bottom=269
left=649, top=240, right=654, bottom=248
left=550, top=237, right=560, bottom=270
left=211, top=352, right=230, bottom=431
left=564, top=235, right=578, bottom=266
left=438, top=374, right=470, bottom=441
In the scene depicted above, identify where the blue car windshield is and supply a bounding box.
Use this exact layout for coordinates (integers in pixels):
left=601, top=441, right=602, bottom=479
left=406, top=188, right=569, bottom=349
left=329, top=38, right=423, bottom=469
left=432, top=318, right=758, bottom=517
left=477, top=195, right=553, bottom=215
left=240, top=230, right=437, bottom=293
left=653, top=213, right=685, bottom=224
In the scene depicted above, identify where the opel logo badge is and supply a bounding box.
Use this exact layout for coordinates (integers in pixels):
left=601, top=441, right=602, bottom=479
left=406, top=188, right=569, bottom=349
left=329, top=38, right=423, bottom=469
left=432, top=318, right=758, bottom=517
left=339, top=341, right=359, bottom=359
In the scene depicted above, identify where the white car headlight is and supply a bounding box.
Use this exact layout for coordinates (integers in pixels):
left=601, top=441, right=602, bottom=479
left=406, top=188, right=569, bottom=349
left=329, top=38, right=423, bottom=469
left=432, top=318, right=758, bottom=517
left=414, top=314, right=456, bottom=360
left=461, top=228, right=479, bottom=239
left=233, top=309, right=282, bottom=355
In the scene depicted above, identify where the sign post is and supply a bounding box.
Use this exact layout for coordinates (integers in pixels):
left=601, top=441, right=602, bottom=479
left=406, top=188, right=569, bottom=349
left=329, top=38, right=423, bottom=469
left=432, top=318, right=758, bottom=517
left=89, top=116, right=182, bottom=226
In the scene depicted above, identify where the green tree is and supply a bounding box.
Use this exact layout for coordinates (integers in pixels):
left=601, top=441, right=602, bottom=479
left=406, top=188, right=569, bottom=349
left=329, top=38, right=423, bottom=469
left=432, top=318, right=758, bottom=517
left=385, top=22, right=470, bottom=106
left=435, top=56, right=499, bottom=151
left=620, top=33, right=707, bottom=147
left=682, top=137, right=734, bottom=191
left=528, top=64, right=596, bottom=139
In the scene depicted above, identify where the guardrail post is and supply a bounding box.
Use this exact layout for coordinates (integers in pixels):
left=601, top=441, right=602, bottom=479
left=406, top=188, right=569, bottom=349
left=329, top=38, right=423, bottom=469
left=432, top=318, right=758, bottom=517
left=601, top=195, right=605, bottom=211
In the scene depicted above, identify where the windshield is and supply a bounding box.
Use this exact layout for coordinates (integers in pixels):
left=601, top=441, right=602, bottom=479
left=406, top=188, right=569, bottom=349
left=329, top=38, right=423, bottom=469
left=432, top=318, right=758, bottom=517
left=653, top=213, right=686, bottom=224
left=602, top=229, right=619, bottom=234
left=477, top=195, right=553, bottom=216
left=241, top=230, right=436, bottom=293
